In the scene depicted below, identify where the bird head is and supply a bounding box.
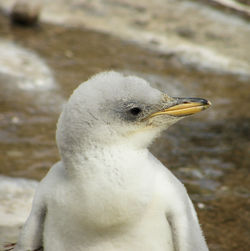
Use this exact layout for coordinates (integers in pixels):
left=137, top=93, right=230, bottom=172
left=56, top=71, right=211, bottom=158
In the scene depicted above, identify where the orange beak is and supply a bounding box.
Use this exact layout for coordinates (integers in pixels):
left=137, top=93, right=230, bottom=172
left=149, top=97, right=211, bottom=118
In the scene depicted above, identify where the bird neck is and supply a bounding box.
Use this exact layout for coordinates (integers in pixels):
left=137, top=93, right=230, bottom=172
left=61, top=142, right=150, bottom=177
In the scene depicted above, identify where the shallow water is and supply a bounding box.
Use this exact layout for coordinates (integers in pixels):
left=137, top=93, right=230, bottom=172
left=0, top=13, right=249, bottom=251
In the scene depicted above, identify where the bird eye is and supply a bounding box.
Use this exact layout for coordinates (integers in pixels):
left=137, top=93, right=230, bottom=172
left=129, top=107, right=142, bottom=116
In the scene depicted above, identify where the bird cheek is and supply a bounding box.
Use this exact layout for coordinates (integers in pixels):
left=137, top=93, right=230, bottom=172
left=147, top=115, right=182, bottom=128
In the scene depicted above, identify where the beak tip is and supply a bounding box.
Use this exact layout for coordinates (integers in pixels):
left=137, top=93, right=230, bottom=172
left=200, top=98, right=211, bottom=107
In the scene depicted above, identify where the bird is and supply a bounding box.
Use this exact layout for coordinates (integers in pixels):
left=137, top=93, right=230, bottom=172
left=13, top=71, right=210, bottom=251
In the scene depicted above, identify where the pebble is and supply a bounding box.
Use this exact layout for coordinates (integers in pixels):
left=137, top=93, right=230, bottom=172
left=197, top=202, right=206, bottom=209
left=11, top=116, right=20, bottom=124
left=10, top=0, right=41, bottom=26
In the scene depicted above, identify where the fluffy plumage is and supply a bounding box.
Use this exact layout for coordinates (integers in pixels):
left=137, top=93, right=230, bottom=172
left=14, top=71, right=209, bottom=251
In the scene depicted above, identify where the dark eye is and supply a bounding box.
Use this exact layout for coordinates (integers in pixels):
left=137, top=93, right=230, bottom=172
left=129, top=107, right=142, bottom=116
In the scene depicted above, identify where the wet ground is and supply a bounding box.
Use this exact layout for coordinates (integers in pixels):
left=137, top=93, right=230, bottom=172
left=0, top=9, right=249, bottom=251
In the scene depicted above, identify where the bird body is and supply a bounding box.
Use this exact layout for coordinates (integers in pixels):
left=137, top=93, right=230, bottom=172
left=40, top=151, right=173, bottom=251
left=13, top=71, right=210, bottom=251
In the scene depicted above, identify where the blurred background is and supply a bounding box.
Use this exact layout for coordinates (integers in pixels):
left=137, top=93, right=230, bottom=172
left=0, top=0, right=249, bottom=250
